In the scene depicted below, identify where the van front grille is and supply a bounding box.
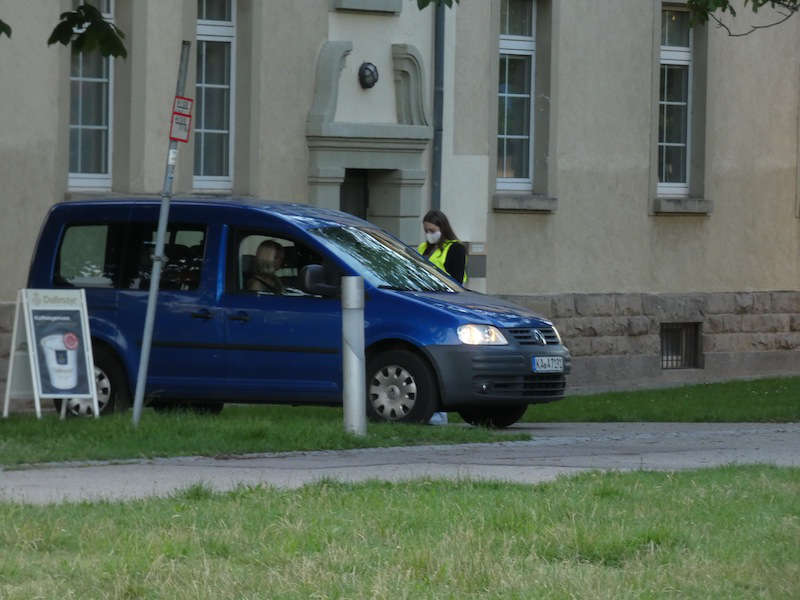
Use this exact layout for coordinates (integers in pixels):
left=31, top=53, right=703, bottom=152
left=507, top=327, right=559, bottom=345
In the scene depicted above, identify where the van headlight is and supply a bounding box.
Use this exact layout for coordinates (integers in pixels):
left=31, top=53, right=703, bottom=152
left=550, top=325, right=562, bottom=344
left=457, top=324, right=508, bottom=345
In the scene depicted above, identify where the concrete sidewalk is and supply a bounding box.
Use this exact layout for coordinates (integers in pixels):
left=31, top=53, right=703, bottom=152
left=2, top=422, right=798, bottom=504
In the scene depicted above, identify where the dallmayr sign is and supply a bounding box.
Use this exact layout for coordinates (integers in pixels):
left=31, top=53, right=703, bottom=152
left=3, top=289, right=98, bottom=419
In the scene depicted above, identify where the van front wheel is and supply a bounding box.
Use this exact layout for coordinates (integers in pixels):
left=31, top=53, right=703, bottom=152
left=457, top=405, right=528, bottom=429
left=366, top=350, right=438, bottom=424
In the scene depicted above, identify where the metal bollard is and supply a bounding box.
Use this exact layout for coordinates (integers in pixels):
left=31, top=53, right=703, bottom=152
left=341, top=276, right=367, bottom=436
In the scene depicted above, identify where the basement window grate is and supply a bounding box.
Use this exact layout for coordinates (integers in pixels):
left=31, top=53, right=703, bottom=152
left=660, top=323, right=702, bottom=369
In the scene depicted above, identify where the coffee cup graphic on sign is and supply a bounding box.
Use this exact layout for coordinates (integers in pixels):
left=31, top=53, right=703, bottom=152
left=40, top=332, right=80, bottom=390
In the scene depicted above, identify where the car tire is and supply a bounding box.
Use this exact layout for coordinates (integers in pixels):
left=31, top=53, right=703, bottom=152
left=457, top=405, right=528, bottom=429
left=150, top=400, right=178, bottom=413
left=150, top=400, right=224, bottom=415
left=53, top=345, right=131, bottom=417
left=190, top=401, right=224, bottom=415
left=366, top=349, right=438, bottom=424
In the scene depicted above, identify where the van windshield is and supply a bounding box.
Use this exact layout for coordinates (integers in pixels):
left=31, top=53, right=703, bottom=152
left=311, top=226, right=460, bottom=292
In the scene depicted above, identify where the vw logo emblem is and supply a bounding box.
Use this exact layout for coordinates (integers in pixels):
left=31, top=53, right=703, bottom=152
left=533, top=329, right=547, bottom=345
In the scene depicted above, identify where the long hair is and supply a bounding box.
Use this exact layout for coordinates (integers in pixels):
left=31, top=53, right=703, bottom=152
left=422, top=210, right=458, bottom=245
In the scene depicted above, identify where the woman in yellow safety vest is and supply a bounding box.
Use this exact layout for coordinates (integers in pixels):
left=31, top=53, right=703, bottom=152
left=417, top=209, right=466, bottom=426
left=416, top=209, right=467, bottom=285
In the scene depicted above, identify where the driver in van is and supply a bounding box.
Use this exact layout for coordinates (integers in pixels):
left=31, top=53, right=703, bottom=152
left=247, top=240, right=285, bottom=294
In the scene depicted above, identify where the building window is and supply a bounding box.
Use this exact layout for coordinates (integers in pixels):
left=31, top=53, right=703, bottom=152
left=68, top=0, right=114, bottom=190
left=660, top=322, right=701, bottom=369
left=657, top=7, right=692, bottom=198
left=497, top=0, right=535, bottom=191
left=194, top=0, right=236, bottom=190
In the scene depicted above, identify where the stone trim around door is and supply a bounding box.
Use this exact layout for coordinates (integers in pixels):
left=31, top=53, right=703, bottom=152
left=307, top=41, right=353, bottom=131
left=392, top=44, right=429, bottom=126
left=306, top=41, right=432, bottom=243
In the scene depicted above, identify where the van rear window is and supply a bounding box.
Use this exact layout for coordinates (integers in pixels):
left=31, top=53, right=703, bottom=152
left=56, top=224, right=123, bottom=288
left=124, top=224, right=206, bottom=291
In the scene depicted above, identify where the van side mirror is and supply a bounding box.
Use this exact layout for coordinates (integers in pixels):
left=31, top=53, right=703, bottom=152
left=299, top=264, right=339, bottom=298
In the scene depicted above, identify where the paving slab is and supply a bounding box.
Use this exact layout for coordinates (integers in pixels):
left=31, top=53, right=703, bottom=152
left=1, top=422, right=798, bottom=504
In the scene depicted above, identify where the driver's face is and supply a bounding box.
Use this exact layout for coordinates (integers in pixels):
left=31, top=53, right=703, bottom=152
left=257, top=248, right=279, bottom=272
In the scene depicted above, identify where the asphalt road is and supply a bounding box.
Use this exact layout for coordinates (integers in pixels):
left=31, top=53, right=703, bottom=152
left=1, top=422, right=798, bottom=504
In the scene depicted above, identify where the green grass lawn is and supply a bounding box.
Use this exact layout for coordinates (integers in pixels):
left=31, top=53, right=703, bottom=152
left=1, top=465, right=797, bottom=599
left=522, top=376, right=800, bottom=423
left=0, top=405, right=528, bottom=467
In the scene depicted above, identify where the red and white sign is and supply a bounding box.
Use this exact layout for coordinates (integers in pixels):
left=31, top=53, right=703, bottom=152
left=169, top=95, right=193, bottom=143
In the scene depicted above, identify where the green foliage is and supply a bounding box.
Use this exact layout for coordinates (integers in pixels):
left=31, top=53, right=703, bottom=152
left=0, top=18, right=10, bottom=39
left=46, top=2, right=127, bottom=58
left=417, top=0, right=460, bottom=9
left=687, top=0, right=799, bottom=33
left=688, top=0, right=800, bottom=20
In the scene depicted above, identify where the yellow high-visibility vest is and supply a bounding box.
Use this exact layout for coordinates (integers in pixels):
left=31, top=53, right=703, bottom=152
left=417, top=240, right=468, bottom=284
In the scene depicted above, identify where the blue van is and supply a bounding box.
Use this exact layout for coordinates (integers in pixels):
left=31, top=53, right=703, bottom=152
left=28, top=198, right=570, bottom=427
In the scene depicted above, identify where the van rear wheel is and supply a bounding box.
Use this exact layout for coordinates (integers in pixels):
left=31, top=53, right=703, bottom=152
left=457, top=405, right=528, bottom=429
left=366, top=349, right=438, bottom=424
left=52, top=345, right=130, bottom=417
left=150, top=400, right=224, bottom=414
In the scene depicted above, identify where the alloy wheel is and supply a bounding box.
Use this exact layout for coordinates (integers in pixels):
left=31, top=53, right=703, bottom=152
left=368, top=364, right=418, bottom=420
left=59, top=366, right=111, bottom=417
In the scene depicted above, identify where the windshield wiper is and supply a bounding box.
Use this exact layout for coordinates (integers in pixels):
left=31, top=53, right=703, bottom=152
left=378, top=285, right=412, bottom=291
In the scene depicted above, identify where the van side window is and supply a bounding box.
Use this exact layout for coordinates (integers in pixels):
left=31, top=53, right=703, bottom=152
left=235, top=233, right=322, bottom=296
left=56, top=224, right=123, bottom=288
left=124, top=224, right=206, bottom=291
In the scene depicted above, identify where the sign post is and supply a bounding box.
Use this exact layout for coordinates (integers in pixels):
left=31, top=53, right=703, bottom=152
left=3, top=289, right=98, bottom=419
left=132, top=40, right=192, bottom=427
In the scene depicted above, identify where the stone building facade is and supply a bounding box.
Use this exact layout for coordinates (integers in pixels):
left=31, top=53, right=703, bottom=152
left=503, top=291, right=800, bottom=393
left=0, top=0, right=798, bottom=402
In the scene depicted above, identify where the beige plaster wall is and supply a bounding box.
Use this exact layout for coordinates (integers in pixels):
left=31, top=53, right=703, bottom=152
left=0, top=0, right=69, bottom=301
left=116, top=0, right=195, bottom=195
left=488, top=0, right=800, bottom=296
left=238, top=0, right=328, bottom=202
left=441, top=3, right=489, bottom=251
left=452, top=0, right=492, bottom=158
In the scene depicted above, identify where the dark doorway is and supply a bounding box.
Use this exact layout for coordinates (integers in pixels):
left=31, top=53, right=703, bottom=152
left=340, top=169, right=369, bottom=219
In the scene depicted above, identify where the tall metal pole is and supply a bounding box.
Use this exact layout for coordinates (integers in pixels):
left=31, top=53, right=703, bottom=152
left=132, top=41, right=192, bottom=426
left=342, top=276, right=366, bottom=436
left=431, top=1, right=445, bottom=210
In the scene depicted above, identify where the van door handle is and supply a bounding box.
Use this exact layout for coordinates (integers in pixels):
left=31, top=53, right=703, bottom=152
left=191, top=309, right=213, bottom=320
left=229, top=311, right=250, bottom=323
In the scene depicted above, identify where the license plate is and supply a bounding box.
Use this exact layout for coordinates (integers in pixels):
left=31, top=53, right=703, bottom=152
left=532, top=356, right=563, bottom=373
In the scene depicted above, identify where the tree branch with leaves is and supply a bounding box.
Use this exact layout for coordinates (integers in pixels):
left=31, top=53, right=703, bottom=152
left=47, top=2, right=126, bottom=57
left=1, top=2, right=126, bottom=57
left=687, top=0, right=799, bottom=36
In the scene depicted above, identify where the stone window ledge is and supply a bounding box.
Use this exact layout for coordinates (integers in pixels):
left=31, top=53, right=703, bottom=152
left=332, top=0, right=401, bottom=13
left=492, top=192, right=557, bottom=213
left=653, top=196, right=711, bottom=215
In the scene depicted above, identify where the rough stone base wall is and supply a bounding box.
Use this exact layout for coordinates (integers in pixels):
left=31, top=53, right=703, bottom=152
left=501, top=291, right=800, bottom=395
left=0, top=301, right=16, bottom=410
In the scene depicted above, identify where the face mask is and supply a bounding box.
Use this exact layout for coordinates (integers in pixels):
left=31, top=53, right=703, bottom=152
left=425, top=231, right=441, bottom=245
